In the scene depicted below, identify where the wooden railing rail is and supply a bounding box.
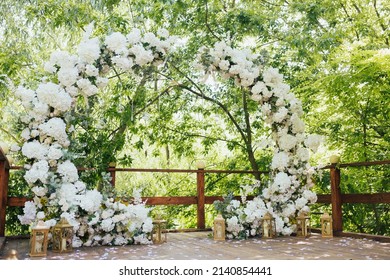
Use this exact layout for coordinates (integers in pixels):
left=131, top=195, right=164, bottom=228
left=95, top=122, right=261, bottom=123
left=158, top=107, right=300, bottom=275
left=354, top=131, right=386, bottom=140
left=0, top=145, right=389, bottom=238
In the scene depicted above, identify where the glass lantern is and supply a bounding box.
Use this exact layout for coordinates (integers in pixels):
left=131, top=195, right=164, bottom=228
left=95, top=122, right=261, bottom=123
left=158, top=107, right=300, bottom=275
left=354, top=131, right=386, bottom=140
left=29, top=221, right=50, bottom=257
left=320, top=212, right=333, bottom=237
left=52, top=218, right=73, bottom=253
left=296, top=212, right=311, bottom=237
left=152, top=219, right=167, bottom=244
left=261, top=212, right=276, bottom=238
left=213, top=214, right=226, bottom=241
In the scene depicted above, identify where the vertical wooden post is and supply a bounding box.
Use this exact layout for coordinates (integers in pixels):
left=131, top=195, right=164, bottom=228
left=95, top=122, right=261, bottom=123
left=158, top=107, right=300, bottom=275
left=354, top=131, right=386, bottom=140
left=109, top=164, right=116, bottom=187
left=196, top=168, right=205, bottom=229
left=330, top=165, right=343, bottom=234
left=0, top=153, right=10, bottom=237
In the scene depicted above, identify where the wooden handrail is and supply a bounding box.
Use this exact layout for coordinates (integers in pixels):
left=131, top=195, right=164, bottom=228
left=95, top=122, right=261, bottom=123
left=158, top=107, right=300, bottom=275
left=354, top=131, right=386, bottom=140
left=1, top=155, right=389, bottom=237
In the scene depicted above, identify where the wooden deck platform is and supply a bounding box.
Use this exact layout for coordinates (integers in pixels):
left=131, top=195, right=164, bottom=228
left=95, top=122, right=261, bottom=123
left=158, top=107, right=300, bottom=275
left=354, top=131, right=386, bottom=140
left=0, top=231, right=389, bottom=260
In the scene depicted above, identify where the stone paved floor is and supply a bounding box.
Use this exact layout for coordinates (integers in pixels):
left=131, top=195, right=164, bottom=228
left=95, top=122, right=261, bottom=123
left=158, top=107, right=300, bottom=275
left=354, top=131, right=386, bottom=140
left=1, top=231, right=389, bottom=260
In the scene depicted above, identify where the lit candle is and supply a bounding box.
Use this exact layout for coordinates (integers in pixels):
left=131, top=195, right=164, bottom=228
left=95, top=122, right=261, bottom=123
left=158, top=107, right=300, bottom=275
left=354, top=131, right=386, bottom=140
left=325, top=222, right=330, bottom=234
left=62, top=238, right=67, bottom=250
left=263, top=222, right=269, bottom=237
left=35, top=236, right=43, bottom=253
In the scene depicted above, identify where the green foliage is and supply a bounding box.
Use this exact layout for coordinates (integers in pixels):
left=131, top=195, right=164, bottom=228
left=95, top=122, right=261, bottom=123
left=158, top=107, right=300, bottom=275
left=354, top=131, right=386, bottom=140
left=1, top=0, right=389, bottom=235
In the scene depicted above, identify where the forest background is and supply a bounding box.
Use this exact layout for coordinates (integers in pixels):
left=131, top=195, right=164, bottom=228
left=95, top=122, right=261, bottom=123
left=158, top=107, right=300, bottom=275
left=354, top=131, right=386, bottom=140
left=0, top=0, right=389, bottom=236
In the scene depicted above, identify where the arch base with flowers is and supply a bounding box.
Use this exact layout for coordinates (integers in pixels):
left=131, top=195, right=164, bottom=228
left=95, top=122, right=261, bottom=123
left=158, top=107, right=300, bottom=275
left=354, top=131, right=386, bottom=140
left=15, top=25, right=320, bottom=246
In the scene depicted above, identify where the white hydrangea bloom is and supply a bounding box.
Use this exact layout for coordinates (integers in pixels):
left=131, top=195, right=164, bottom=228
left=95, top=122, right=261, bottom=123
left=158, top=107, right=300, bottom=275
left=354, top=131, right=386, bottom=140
left=263, top=67, right=283, bottom=87
left=57, top=67, right=79, bottom=87
left=105, top=32, right=127, bottom=54
left=57, top=160, right=79, bottom=183
left=78, top=38, right=101, bottom=63
left=79, top=190, right=103, bottom=213
left=101, top=218, right=115, bottom=232
left=24, top=160, right=50, bottom=184
left=39, top=118, right=69, bottom=145
left=278, top=133, right=298, bottom=151
left=271, top=152, right=290, bottom=171
left=18, top=201, right=37, bottom=225
left=32, top=186, right=48, bottom=197
left=47, top=144, right=63, bottom=160
left=15, top=86, right=36, bottom=107
left=305, top=134, right=323, bottom=153
left=21, top=141, right=48, bottom=160
left=76, top=78, right=98, bottom=97
left=112, top=56, right=134, bottom=70
left=130, top=45, right=154, bottom=66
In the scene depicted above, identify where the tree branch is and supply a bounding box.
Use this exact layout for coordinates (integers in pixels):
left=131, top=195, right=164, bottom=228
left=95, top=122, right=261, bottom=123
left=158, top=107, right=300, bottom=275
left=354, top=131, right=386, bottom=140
left=205, top=0, right=222, bottom=41
left=373, top=0, right=389, bottom=46
left=164, top=126, right=245, bottom=149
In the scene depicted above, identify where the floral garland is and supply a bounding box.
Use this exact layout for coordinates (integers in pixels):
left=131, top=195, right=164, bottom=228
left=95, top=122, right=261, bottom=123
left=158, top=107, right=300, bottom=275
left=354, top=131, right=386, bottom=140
left=15, top=25, right=321, bottom=245
left=195, top=41, right=321, bottom=237
left=16, top=25, right=176, bottom=246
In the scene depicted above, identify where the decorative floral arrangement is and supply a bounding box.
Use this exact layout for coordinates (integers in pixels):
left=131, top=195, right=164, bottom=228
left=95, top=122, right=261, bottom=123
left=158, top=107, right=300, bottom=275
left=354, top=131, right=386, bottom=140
left=195, top=41, right=321, bottom=237
left=15, top=25, right=176, bottom=246
left=14, top=24, right=321, bottom=245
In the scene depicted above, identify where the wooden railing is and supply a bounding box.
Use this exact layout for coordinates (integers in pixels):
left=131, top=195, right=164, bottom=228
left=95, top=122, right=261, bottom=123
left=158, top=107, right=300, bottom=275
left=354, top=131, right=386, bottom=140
left=0, top=146, right=389, bottom=237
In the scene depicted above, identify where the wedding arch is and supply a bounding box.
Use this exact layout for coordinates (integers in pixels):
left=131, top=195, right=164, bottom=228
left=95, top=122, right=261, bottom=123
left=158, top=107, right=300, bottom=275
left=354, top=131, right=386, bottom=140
left=16, top=24, right=320, bottom=246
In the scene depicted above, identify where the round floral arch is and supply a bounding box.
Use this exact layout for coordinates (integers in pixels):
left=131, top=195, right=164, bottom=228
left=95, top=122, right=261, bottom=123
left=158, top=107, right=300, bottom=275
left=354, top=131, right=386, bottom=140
left=15, top=24, right=320, bottom=246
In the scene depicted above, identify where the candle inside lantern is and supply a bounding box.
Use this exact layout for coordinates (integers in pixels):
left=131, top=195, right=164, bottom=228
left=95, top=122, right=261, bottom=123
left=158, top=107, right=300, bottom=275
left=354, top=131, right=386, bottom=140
left=62, top=238, right=67, bottom=249
left=263, top=222, right=269, bottom=237
left=325, top=222, right=330, bottom=234
left=35, top=236, right=43, bottom=253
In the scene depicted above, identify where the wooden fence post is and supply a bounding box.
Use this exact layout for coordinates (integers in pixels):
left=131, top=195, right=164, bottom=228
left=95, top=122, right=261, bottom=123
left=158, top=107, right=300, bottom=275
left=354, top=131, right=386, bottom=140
left=0, top=153, right=10, bottom=237
left=109, top=164, right=116, bottom=187
left=330, top=165, right=343, bottom=234
left=196, top=167, right=205, bottom=229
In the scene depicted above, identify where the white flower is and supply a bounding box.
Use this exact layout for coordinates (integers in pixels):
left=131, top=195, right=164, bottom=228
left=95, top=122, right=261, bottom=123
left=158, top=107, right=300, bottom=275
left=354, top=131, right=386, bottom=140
left=36, top=82, right=72, bottom=112
left=24, top=160, right=50, bottom=184
left=85, top=64, right=99, bottom=76
left=157, top=28, right=169, bottom=38
left=36, top=211, right=45, bottom=220
left=278, top=133, right=298, bottom=151
left=218, top=60, right=230, bottom=71
left=15, top=86, right=36, bottom=107
left=133, top=234, right=151, bottom=245
left=112, top=56, right=134, bottom=70
left=101, top=218, right=115, bottom=232
left=57, top=160, right=79, bottom=183
left=47, top=144, right=63, bottom=160
left=32, top=186, right=47, bottom=197
left=271, top=152, right=290, bottom=171
left=57, top=67, right=79, bottom=87
left=102, top=209, right=115, bottom=220
left=296, top=147, right=310, bottom=162
left=273, top=107, right=289, bottom=123
left=295, top=197, right=308, bottom=210
left=130, top=45, right=154, bottom=66
left=78, top=38, right=101, bottom=63
left=76, top=78, right=98, bottom=97
left=126, top=28, right=142, bottom=45
left=142, top=219, right=153, bottom=233
left=96, top=77, right=109, bottom=88
left=263, top=67, right=283, bottom=87
left=305, top=134, right=323, bottom=153
left=105, top=32, right=127, bottom=54
left=79, top=190, right=103, bottom=213
left=21, top=141, right=48, bottom=160
left=272, top=172, right=291, bottom=191
left=18, top=201, right=37, bottom=225
left=291, top=113, right=305, bottom=133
